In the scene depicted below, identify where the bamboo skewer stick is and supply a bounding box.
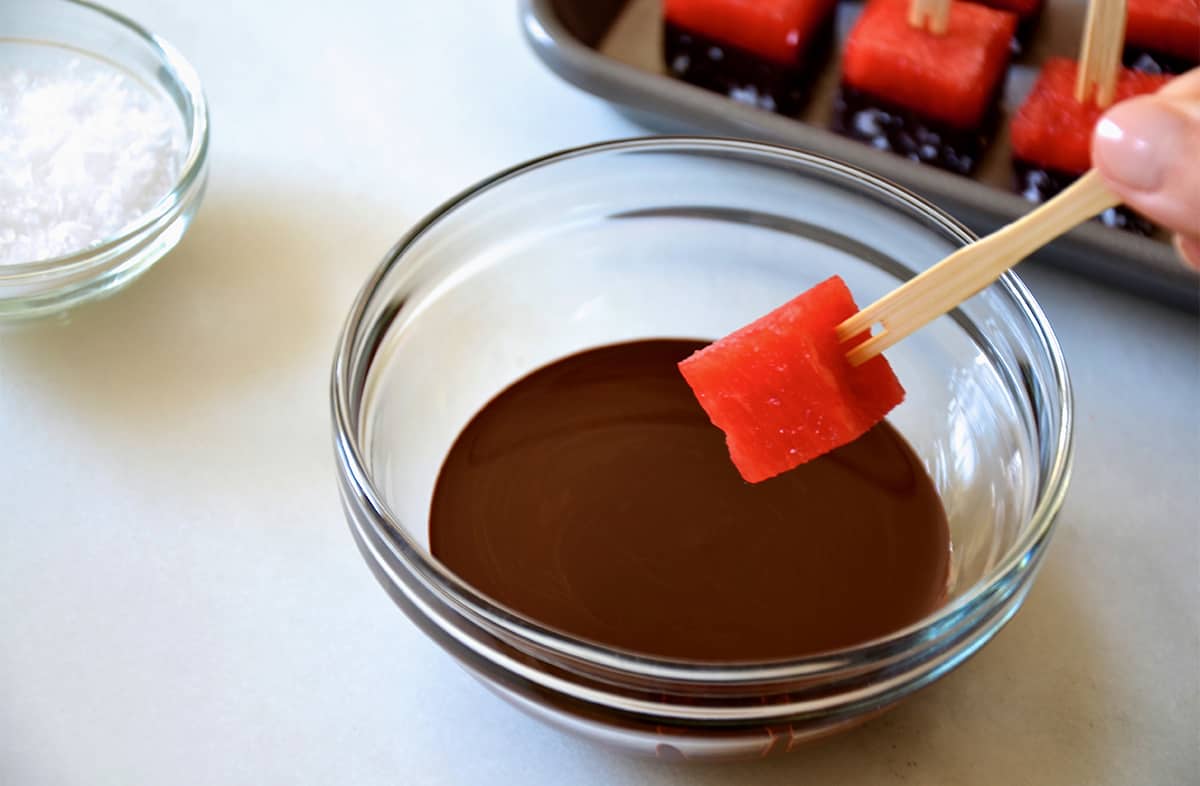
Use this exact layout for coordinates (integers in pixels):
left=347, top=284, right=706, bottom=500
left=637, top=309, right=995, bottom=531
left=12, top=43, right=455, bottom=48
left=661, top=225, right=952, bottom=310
left=908, top=0, right=951, bottom=34
left=840, top=0, right=1132, bottom=365
left=837, top=171, right=1121, bottom=366
left=1075, top=0, right=1128, bottom=107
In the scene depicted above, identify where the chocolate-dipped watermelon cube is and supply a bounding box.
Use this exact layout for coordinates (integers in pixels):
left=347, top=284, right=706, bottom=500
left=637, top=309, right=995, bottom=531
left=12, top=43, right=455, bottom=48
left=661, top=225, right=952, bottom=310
left=663, top=0, right=838, bottom=115
left=974, top=0, right=1044, bottom=55
left=678, top=276, right=905, bottom=483
left=833, top=0, right=1016, bottom=175
left=1123, top=0, right=1200, bottom=75
left=1010, top=58, right=1172, bottom=235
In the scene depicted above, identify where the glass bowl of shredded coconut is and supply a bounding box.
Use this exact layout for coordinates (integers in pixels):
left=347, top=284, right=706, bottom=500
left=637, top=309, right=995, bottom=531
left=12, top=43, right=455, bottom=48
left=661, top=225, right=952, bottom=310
left=0, top=0, right=209, bottom=320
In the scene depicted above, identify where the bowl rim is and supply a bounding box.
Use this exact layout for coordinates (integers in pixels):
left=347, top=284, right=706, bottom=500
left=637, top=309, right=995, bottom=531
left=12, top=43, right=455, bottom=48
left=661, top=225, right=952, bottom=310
left=0, top=0, right=210, bottom=276
left=331, top=136, right=1073, bottom=682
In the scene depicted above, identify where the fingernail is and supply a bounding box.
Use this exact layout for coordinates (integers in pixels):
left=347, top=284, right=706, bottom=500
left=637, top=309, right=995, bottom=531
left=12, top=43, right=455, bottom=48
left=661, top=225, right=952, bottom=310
left=1093, top=99, right=1188, bottom=193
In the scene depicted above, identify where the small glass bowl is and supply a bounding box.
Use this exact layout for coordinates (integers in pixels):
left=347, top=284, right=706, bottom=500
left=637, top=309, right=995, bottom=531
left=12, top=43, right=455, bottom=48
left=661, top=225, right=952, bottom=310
left=331, top=138, right=1072, bottom=760
left=0, top=0, right=209, bottom=321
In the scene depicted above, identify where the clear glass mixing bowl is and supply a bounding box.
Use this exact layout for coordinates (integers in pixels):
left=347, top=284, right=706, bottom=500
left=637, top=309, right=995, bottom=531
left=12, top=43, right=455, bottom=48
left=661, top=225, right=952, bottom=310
left=331, top=138, right=1072, bottom=760
left=0, top=0, right=209, bottom=321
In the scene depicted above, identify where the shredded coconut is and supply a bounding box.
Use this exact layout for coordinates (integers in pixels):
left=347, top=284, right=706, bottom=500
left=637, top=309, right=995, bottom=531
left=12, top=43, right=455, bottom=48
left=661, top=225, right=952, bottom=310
left=0, top=46, right=187, bottom=265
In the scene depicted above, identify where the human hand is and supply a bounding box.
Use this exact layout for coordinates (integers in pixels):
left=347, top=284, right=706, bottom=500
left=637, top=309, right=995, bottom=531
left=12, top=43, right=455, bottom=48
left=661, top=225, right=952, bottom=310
left=1092, top=67, right=1200, bottom=269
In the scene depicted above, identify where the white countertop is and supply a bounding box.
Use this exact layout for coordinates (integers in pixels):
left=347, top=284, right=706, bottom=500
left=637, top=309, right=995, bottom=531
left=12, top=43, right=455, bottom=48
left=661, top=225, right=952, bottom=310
left=2, top=2, right=1197, bottom=784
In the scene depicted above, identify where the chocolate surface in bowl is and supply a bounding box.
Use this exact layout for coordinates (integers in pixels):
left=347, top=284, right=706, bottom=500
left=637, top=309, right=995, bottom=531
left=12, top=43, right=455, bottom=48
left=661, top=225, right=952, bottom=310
left=431, top=339, right=951, bottom=662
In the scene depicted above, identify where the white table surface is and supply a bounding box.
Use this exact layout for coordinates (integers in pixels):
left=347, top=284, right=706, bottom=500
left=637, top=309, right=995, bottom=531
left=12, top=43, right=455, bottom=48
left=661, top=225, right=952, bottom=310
left=2, top=2, right=1197, bottom=784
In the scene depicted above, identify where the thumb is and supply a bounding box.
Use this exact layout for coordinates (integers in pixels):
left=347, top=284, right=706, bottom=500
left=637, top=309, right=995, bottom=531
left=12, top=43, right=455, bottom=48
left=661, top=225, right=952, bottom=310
left=1092, top=69, right=1200, bottom=268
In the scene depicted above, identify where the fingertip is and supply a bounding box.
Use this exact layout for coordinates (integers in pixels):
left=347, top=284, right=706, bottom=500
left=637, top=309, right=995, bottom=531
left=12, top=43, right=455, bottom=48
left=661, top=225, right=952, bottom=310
left=1173, top=234, right=1200, bottom=272
left=1090, top=97, right=1178, bottom=194
left=1092, top=94, right=1200, bottom=237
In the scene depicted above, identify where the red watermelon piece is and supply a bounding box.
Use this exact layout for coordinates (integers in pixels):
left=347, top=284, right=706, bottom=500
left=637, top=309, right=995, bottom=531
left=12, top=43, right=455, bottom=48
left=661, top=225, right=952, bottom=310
left=1127, top=0, right=1200, bottom=62
left=976, top=0, right=1042, bottom=17
left=1010, top=58, right=1172, bottom=174
left=841, top=0, right=1016, bottom=129
left=678, top=276, right=905, bottom=483
left=663, top=0, right=838, bottom=66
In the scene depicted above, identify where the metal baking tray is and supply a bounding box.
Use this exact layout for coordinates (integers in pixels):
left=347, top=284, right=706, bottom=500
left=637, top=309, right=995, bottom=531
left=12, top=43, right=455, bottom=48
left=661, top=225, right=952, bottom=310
left=520, top=0, right=1199, bottom=311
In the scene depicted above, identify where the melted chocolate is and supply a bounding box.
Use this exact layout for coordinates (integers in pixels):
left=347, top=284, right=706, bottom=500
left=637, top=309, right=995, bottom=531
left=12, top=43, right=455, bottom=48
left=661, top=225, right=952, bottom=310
left=430, top=340, right=950, bottom=662
left=974, top=0, right=1042, bottom=56
left=1123, top=46, right=1198, bottom=76
left=1009, top=8, right=1042, bottom=56
left=1014, top=160, right=1156, bottom=236
left=663, top=17, right=835, bottom=116
left=831, top=85, right=1002, bottom=176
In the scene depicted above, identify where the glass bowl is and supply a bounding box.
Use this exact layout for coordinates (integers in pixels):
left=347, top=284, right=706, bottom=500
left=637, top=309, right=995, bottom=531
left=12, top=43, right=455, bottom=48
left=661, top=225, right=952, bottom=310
left=331, top=138, right=1072, bottom=760
left=0, top=0, right=209, bottom=321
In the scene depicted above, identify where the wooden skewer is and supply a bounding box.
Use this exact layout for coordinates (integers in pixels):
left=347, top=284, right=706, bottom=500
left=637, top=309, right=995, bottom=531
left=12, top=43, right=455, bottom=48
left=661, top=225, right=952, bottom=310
left=908, top=0, right=951, bottom=34
left=1075, top=0, right=1127, bottom=107
left=837, top=171, right=1120, bottom=366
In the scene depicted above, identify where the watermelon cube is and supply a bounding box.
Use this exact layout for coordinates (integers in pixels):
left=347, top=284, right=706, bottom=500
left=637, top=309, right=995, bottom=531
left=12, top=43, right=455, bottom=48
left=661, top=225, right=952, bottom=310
left=663, top=0, right=838, bottom=66
left=678, top=276, right=905, bottom=483
left=841, top=0, right=1016, bottom=130
left=1126, top=0, right=1200, bottom=66
left=1011, top=58, right=1171, bottom=235
left=663, top=0, right=838, bottom=114
left=1010, top=58, right=1172, bottom=175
